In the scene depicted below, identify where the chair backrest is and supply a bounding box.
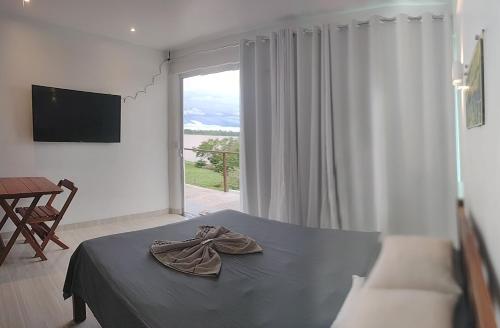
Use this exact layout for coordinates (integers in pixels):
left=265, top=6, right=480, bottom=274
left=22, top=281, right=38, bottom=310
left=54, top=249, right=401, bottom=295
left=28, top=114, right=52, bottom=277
left=47, top=179, right=78, bottom=220
left=60, top=179, right=77, bottom=191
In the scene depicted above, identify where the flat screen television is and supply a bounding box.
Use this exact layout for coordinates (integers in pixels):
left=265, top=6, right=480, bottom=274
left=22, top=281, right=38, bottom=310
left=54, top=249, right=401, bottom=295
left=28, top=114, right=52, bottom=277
left=32, top=85, right=121, bottom=143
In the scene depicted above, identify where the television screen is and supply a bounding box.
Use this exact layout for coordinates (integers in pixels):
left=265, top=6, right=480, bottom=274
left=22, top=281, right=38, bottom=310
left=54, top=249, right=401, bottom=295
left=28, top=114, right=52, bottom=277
left=32, top=85, right=121, bottom=143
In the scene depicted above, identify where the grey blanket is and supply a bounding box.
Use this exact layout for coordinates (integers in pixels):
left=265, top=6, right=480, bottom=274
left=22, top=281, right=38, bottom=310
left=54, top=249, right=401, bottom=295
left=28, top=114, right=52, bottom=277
left=150, top=225, right=263, bottom=276
left=63, top=210, right=382, bottom=327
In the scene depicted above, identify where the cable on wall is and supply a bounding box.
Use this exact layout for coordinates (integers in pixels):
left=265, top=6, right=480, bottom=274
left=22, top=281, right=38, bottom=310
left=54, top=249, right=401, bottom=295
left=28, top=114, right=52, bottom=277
left=122, top=51, right=171, bottom=103
left=122, top=42, right=240, bottom=103
left=170, top=43, right=239, bottom=62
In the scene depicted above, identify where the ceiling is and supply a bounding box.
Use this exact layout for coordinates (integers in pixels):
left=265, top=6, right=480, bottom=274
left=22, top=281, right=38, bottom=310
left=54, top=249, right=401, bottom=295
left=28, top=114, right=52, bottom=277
left=0, top=0, right=446, bottom=50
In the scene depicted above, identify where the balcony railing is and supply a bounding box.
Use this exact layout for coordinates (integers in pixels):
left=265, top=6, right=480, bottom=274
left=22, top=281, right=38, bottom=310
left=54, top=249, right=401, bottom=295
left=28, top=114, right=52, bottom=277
left=184, top=148, right=239, bottom=192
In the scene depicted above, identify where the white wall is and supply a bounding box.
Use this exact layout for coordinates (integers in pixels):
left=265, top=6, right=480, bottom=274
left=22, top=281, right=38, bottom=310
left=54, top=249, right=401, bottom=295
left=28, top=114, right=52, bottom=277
left=0, top=14, right=169, bottom=226
left=456, top=0, right=500, bottom=319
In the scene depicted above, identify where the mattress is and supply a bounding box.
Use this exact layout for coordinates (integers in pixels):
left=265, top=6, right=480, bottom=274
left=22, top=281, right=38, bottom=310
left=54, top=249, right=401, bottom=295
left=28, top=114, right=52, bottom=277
left=63, top=210, right=381, bottom=328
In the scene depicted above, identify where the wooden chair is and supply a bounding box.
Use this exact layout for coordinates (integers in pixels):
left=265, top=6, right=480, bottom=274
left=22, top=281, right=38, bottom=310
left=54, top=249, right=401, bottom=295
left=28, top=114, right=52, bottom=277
left=15, top=179, right=77, bottom=255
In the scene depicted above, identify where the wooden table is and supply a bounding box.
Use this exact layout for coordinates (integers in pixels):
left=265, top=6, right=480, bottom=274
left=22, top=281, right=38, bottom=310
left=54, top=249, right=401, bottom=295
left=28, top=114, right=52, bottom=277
left=0, top=177, right=62, bottom=265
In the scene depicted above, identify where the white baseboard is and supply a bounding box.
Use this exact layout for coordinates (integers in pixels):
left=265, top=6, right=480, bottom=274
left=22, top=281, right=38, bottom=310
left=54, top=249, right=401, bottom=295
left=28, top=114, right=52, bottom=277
left=0, top=208, right=178, bottom=238
left=59, top=209, right=173, bottom=231
left=168, top=208, right=183, bottom=215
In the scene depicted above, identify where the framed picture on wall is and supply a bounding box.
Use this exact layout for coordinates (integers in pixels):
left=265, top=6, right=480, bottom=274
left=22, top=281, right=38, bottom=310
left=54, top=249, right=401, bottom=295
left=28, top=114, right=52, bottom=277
left=465, top=33, right=485, bottom=129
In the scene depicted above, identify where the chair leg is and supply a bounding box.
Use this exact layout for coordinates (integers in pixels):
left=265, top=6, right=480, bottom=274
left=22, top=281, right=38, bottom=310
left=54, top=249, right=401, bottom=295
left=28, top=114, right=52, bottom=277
left=46, top=235, right=69, bottom=250
left=23, top=227, right=47, bottom=261
left=40, top=233, right=54, bottom=251
left=38, top=222, right=51, bottom=233
left=29, top=223, right=68, bottom=250
left=31, top=227, right=43, bottom=240
left=39, top=221, right=68, bottom=251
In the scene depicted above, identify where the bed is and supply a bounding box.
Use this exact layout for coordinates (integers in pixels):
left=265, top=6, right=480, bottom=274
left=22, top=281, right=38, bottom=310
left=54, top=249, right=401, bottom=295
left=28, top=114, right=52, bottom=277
left=63, top=208, right=489, bottom=328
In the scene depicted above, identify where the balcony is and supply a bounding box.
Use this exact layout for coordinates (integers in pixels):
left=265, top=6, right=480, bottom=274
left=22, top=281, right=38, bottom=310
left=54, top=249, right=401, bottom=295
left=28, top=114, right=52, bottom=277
left=184, top=184, right=240, bottom=217
left=184, top=147, right=240, bottom=217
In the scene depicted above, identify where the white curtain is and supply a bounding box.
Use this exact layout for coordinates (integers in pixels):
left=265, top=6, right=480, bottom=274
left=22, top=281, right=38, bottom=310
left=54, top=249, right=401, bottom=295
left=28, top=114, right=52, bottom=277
left=240, top=14, right=456, bottom=237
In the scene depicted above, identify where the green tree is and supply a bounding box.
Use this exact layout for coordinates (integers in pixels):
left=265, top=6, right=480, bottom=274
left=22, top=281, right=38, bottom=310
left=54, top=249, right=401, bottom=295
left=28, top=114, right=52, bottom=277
left=195, top=138, right=239, bottom=174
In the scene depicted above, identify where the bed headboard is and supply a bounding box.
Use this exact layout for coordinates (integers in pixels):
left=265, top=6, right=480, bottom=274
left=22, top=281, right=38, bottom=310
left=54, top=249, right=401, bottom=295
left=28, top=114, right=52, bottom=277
left=457, top=204, right=497, bottom=328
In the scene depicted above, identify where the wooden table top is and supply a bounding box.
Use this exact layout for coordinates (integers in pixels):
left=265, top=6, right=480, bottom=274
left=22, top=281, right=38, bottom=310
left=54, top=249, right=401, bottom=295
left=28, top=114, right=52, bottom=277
left=0, top=177, right=62, bottom=199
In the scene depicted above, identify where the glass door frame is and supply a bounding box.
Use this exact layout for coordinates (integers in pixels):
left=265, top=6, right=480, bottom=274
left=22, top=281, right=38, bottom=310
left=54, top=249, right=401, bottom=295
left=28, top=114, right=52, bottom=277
left=178, top=63, right=240, bottom=216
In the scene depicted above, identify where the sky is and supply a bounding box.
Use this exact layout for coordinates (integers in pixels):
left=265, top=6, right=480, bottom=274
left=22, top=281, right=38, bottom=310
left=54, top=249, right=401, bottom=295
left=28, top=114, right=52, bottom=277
left=183, top=70, right=240, bottom=132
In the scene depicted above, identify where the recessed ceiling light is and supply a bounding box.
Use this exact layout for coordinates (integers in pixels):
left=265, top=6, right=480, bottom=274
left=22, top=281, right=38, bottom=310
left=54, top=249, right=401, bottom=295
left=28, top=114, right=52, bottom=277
left=130, top=27, right=136, bottom=32
left=22, top=0, right=30, bottom=6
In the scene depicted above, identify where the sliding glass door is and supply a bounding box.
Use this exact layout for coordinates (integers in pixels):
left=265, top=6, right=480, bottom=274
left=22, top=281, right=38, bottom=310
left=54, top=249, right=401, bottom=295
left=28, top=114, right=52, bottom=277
left=181, top=70, right=240, bottom=217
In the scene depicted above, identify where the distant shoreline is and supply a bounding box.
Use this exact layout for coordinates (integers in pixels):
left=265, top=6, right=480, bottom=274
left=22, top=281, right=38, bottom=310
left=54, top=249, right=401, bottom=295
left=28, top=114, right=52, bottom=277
left=184, top=129, right=240, bottom=137
left=183, top=134, right=239, bottom=162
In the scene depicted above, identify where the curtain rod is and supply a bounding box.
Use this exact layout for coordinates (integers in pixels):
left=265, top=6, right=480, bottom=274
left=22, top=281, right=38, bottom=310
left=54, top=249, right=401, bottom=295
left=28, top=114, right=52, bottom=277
left=295, top=14, right=446, bottom=31
left=352, top=14, right=445, bottom=27
left=244, top=14, right=447, bottom=39
left=172, top=14, right=447, bottom=55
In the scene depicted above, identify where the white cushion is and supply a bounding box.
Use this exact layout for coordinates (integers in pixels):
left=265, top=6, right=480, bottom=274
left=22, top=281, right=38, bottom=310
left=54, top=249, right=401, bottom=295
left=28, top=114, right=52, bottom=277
left=333, top=288, right=458, bottom=328
left=331, top=275, right=366, bottom=328
left=365, top=236, right=462, bottom=294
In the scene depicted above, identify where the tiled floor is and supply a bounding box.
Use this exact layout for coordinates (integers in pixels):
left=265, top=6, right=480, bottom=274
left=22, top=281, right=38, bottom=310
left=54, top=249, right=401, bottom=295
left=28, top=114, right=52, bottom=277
left=184, top=184, right=240, bottom=217
left=0, top=213, right=184, bottom=328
